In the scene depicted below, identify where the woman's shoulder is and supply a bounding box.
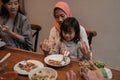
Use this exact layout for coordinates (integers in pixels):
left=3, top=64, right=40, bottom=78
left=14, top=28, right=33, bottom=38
left=0, top=16, right=2, bottom=21
left=80, top=25, right=85, bottom=30
left=51, top=26, right=56, bottom=30
left=50, top=26, right=57, bottom=32
left=0, top=16, right=6, bottom=24
left=18, top=13, right=28, bottom=20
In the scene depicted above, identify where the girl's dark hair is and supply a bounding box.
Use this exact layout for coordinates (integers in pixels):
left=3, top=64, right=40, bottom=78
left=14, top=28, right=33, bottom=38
left=60, top=17, right=80, bottom=43
left=0, top=0, right=23, bottom=17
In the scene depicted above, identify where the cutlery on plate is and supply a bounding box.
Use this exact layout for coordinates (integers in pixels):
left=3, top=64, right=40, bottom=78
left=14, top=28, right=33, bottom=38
left=18, top=58, right=30, bottom=68
left=61, top=50, right=70, bottom=65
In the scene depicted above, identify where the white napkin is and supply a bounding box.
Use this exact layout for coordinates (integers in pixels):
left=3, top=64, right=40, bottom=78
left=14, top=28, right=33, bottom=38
left=0, top=41, right=6, bottom=47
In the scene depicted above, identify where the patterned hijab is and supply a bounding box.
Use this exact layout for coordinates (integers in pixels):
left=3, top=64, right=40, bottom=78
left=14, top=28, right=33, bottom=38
left=54, top=1, right=72, bottom=32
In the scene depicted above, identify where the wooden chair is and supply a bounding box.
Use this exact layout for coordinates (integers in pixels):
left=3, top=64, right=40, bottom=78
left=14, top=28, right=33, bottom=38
left=31, top=24, right=42, bottom=52
left=86, top=30, right=97, bottom=45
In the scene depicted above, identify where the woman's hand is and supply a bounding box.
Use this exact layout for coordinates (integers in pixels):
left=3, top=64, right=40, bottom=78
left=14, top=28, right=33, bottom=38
left=79, top=41, right=91, bottom=60
left=0, top=25, right=2, bottom=30
left=0, top=25, right=10, bottom=33
left=80, top=61, right=105, bottom=80
left=40, top=39, right=51, bottom=54
left=0, top=25, right=24, bottom=40
left=66, top=61, right=106, bottom=80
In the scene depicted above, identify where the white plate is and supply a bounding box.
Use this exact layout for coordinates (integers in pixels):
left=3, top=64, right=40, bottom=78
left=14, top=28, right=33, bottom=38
left=104, top=67, right=112, bottom=79
left=14, top=60, right=44, bottom=75
left=44, top=54, right=70, bottom=67
left=0, top=41, right=6, bottom=48
left=28, top=67, right=57, bottom=80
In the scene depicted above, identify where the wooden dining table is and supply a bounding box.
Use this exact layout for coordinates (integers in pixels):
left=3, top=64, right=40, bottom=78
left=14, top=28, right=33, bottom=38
left=0, top=46, right=120, bottom=80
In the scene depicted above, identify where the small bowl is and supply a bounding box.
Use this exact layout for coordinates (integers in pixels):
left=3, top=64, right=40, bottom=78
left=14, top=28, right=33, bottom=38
left=0, top=71, right=18, bottom=80
left=28, top=67, right=57, bottom=80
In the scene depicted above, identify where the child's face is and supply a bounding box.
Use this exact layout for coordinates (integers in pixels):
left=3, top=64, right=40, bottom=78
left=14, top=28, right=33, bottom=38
left=62, top=28, right=75, bottom=42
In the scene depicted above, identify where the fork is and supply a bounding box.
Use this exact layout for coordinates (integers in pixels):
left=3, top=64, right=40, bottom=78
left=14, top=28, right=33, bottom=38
left=19, top=58, right=30, bottom=68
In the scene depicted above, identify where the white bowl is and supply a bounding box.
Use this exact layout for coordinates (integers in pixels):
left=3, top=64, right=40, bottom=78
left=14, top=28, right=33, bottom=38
left=104, top=67, right=112, bottom=79
left=0, top=41, right=6, bottom=48
left=28, top=67, right=57, bottom=80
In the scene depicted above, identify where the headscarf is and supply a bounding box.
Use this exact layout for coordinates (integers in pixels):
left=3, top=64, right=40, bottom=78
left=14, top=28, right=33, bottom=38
left=53, top=1, right=72, bottom=32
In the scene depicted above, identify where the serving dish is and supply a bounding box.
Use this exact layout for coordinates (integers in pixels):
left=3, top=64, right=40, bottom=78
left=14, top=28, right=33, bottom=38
left=28, top=67, right=57, bottom=80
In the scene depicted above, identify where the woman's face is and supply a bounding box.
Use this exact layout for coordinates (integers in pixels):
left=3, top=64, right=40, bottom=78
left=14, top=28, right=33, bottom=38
left=4, top=0, right=19, bottom=16
left=62, top=28, right=75, bottom=42
left=54, top=9, right=68, bottom=25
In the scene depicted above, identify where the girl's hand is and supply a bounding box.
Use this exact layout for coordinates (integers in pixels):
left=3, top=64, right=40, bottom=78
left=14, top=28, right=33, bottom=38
left=60, top=48, right=67, bottom=55
left=60, top=48, right=71, bottom=56
left=40, top=39, right=51, bottom=54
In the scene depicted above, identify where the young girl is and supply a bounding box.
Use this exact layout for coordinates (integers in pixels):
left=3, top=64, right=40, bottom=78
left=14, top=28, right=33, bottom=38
left=0, top=0, right=33, bottom=51
left=50, top=17, right=91, bottom=60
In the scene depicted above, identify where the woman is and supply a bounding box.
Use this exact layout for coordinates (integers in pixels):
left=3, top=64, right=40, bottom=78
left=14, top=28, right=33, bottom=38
left=40, top=1, right=91, bottom=58
left=0, top=0, right=33, bottom=51
left=49, top=1, right=89, bottom=49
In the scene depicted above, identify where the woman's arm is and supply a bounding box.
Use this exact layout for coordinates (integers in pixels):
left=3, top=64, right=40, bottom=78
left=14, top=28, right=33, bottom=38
left=1, top=25, right=23, bottom=40
left=80, top=25, right=92, bottom=60
left=80, top=25, right=89, bottom=47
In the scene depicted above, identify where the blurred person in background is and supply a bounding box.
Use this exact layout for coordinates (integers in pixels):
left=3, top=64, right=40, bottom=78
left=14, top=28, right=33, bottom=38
left=0, top=0, right=33, bottom=51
